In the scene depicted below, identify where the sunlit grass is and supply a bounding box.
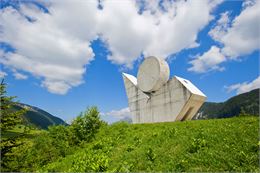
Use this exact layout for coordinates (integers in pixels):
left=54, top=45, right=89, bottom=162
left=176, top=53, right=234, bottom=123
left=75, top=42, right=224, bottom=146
left=41, top=116, right=259, bottom=172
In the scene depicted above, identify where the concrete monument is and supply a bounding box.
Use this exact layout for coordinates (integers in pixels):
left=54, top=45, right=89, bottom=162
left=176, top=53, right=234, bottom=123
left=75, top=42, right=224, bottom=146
left=122, top=56, right=206, bottom=124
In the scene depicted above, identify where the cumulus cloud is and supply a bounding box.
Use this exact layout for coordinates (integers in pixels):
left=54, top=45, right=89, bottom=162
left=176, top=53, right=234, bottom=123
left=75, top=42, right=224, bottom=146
left=0, top=0, right=223, bottom=93
left=100, top=0, right=222, bottom=66
left=217, top=1, right=260, bottom=58
left=101, top=107, right=131, bottom=119
left=188, top=46, right=225, bottom=73
left=225, top=76, right=260, bottom=94
left=0, top=5, right=94, bottom=94
left=189, top=0, right=259, bottom=73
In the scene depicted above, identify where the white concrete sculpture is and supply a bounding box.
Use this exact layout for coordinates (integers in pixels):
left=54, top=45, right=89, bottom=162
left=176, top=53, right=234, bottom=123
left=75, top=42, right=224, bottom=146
left=137, top=56, right=170, bottom=92
left=122, top=56, right=207, bottom=124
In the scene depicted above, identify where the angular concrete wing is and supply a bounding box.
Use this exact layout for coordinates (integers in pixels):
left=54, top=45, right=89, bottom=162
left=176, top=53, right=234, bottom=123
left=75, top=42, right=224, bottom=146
left=122, top=73, right=206, bottom=124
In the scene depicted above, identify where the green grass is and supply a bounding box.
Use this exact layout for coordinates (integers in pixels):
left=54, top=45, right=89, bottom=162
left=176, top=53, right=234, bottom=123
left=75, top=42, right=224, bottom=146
left=41, top=116, right=259, bottom=172
left=1, top=125, right=43, bottom=140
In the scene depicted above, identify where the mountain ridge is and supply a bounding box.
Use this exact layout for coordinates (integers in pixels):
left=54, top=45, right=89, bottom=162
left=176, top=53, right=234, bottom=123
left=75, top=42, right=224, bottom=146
left=195, top=88, right=259, bottom=119
left=13, top=103, right=67, bottom=129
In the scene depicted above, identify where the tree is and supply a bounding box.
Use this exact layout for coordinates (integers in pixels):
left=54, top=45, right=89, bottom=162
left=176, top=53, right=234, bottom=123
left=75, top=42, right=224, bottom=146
left=0, top=79, right=26, bottom=131
left=70, top=106, right=105, bottom=144
left=0, top=79, right=27, bottom=171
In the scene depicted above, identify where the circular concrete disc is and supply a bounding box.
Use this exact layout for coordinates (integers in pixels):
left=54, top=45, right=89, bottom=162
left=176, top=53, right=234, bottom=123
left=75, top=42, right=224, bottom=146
left=137, top=56, right=170, bottom=92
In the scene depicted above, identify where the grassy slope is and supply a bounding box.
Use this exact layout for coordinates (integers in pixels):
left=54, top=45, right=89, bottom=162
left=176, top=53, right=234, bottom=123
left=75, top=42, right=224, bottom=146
left=42, top=116, right=259, bottom=172
left=1, top=125, right=43, bottom=140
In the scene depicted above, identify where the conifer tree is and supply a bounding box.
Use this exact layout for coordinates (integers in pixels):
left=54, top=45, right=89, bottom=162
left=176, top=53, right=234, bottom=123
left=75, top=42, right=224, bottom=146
left=0, top=79, right=25, bottom=131
left=0, top=79, right=27, bottom=171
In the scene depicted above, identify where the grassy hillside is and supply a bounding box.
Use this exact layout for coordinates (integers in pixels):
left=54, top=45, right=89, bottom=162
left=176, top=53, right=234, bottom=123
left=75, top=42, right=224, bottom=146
left=41, top=116, right=259, bottom=172
left=197, top=89, right=259, bottom=119
left=1, top=125, right=42, bottom=140
left=13, top=103, right=67, bottom=129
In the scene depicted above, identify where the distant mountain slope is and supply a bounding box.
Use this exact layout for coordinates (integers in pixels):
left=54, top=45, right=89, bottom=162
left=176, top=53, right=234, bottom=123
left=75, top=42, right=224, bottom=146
left=13, top=103, right=67, bottom=129
left=196, top=89, right=259, bottom=119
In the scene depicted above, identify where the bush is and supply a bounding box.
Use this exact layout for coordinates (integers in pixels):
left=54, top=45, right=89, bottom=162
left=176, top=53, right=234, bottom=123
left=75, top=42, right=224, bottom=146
left=1, top=107, right=105, bottom=172
left=69, top=106, right=106, bottom=144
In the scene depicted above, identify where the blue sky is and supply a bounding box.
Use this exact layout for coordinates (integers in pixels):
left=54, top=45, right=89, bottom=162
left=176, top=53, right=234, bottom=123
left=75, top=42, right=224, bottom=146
left=0, top=0, right=259, bottom=123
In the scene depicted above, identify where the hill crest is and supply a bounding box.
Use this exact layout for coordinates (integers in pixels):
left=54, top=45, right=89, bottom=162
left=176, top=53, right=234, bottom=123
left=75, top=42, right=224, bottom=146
left=13, top=103, right=67, bottom=129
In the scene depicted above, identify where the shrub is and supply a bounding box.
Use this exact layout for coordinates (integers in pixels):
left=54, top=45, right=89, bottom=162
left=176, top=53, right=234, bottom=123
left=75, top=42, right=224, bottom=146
left=70, top=107, right=105, bottom=144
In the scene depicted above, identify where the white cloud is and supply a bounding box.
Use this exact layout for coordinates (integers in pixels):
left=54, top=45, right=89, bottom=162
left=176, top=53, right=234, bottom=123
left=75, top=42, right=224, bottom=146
left=41, top=80, right=70, bottom=95
left=13, top=71, right=28, bottom=80
left=0, top=6, right=94, bottom=94
left=219, top=1, right=260, bottom=58
left=0, top=71, right=7, bottom=78
left=225, top=76, right=260, bottom=94
left=188, top=46, right=225, bottom=73
left=0, top=0, right=223, bottom=93
left=189, top=1, right=259, bottom=73
left=100, top=0, right=222, bottom=66
left=242, top=0, right=256, bottom=9
left=208, top=11, right=230, bottom=41
left=101, top=107, right=131, bottom=119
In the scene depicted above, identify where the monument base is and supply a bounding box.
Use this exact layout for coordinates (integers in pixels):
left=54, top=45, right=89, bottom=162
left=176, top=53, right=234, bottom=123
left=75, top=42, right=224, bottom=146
left=123, top=73, right=206, bottom=124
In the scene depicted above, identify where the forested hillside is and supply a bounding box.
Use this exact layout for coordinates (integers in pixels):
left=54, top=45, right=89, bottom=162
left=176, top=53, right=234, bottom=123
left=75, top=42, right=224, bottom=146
left=13, top=103, right=67, bottom=129
left=197, top=89, right=259, bottom=119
